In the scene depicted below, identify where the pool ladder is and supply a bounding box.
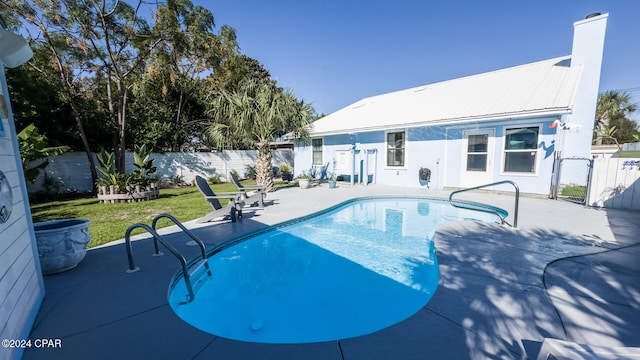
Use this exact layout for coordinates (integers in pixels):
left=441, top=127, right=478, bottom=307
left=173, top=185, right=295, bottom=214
left=124, top=213, right=211, bottom=303
left=448, top=180, right=519, bottom=228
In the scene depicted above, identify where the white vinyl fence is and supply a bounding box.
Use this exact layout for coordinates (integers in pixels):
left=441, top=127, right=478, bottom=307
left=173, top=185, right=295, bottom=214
left=28, top=150, right=293, bottom=193
left=587, top=157, right=640, bottom=210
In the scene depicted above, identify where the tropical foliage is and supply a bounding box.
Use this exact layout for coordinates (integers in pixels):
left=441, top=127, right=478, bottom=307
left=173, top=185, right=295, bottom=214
left=17, top=124, right=69, bottom=182
left=95, top=145, right=157, bottom=191
left=206, top=79, right=314, bottom=191
left=2, top=1, right=309, bottom=187
left=594, top=90, right=639, bottom=145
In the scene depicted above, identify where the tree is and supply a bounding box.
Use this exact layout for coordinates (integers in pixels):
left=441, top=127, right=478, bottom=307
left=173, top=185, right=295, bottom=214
left=608, top=116, right=639, bottom=144
left=208, top=54, right=272, bottom=94
left=206, top=80, right=314, bottom=192
left=594, top=90, right=638, bottom=145
left=135, top=1, right=238, bottom=151
left=5, top=0, right=230, bottom=172
left=2, top=1, right=102, bottom=185
left=6, top=48, right=77, bottom=148
left=70, top=0, right=163, bottom=173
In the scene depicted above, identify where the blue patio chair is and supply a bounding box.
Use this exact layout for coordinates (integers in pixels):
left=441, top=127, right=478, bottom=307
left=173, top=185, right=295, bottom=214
left=194, top=175, right=245, bottom=223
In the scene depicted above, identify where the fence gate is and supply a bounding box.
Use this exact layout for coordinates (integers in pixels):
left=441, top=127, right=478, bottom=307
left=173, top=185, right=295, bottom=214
left=550, top=157, right=593, bottom=204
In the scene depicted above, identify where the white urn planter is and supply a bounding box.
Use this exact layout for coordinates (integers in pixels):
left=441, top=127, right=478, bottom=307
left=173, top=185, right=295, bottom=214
left=298, top=179, right=310, bottom=189
left=34, top=219, right=91, bottom=275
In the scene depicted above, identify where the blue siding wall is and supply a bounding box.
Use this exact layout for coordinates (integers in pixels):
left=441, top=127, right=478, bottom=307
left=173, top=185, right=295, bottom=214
left=295, top=116, right=560, bottom=195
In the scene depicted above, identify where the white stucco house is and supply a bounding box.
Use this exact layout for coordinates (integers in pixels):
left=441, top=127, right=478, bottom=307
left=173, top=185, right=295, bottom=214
left=295, top=13, right=608, bottom=196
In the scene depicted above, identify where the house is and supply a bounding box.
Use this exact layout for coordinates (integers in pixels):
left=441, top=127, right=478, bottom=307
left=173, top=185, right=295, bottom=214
left=0, top=28, right=44, bottom=360
left=294, top=13, right=608, bottom=196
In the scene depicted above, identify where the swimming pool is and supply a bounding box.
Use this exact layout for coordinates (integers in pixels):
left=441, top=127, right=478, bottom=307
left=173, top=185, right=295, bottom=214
left=169, top=197, right=503, bottom=344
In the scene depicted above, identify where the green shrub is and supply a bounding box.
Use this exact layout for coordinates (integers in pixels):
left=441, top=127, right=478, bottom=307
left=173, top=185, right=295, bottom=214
left=171, top=175, right=185, bottom=186
left=17, top=124, right=69, bottom=183
left=208, top=174, right=222, bottom=184
left=245, top=165, right=256, bottom=180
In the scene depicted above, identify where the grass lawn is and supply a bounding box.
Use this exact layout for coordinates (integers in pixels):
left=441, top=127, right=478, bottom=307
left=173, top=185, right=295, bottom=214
left=30, top=181, right=293, bottom=248
left=620, top=151, right=640, bottom=158
left=560, top=185, right=587, bottom=198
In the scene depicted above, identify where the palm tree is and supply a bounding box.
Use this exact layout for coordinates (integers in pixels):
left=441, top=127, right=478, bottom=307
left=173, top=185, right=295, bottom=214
left=206, top=80, right=314, bottom=192
left=594, top=125, right=620, bottom=147
left=594, top=90, right=637, bottom=145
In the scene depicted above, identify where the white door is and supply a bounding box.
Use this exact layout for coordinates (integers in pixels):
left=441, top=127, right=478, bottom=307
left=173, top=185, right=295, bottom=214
left=461, top=129, right=494, bottom=187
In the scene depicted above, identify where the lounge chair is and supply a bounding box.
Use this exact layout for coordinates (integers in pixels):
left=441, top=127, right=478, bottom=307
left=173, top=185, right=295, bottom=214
left=194, top=175, right=245, bottom=223
left=229, top=172, right=266, bottom=208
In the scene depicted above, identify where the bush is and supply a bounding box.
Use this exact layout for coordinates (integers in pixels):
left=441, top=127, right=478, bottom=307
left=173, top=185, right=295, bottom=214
left=170, top=175, right=185, bottom=187
left=95, top=144, right=158, bottom=192
left=17, top=124, right=69, bottom=183
left=208, top=174, right=222, bottom=184
left=245, top=165, right=256, bottom=180
left=278, top=163, right=292, bottom=181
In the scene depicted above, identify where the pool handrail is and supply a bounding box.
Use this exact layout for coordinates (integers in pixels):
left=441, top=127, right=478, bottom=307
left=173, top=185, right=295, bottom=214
left=151, top=213, right=210, bottom=275
left=448, top=180, right=519, bottom=228
left=124, top=223, right=197, bottom=302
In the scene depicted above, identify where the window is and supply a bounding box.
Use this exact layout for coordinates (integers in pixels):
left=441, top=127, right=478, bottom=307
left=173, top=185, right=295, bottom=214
left=503, top=127, right=539, bottom=173
left=386, top=131, right=405, bottom=167
left=312, top=138, right=323, bottom=165
left=466, top=134, right=488, bottom=171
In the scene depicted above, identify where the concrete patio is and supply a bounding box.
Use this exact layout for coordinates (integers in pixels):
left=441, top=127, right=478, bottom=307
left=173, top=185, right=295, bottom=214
left=22, top=183, right=640, bottom=359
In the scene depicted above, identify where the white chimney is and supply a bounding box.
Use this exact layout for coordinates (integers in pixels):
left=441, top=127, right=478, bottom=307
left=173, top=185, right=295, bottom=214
left=561, top=13, right=608, bottom=158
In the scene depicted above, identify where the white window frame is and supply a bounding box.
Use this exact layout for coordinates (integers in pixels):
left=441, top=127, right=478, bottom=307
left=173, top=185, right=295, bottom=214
left=311, top=137, right=323, bottom=166
left=501, top=125, right=541, bottom=176
left=463, top=130, right=491, bottom=172
left=385, top=129, right=407, bottom=169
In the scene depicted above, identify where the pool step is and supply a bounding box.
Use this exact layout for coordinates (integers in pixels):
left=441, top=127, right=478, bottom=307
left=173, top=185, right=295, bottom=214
left=188, top=259, right=212, bottom=296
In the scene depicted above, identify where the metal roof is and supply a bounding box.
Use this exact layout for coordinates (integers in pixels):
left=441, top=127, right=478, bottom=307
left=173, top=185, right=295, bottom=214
left=311, top=56, right=582, bottom=136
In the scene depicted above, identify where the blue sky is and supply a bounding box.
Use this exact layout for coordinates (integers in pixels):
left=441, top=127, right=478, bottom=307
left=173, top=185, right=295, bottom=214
left=201, top=1, right=640, bottom=120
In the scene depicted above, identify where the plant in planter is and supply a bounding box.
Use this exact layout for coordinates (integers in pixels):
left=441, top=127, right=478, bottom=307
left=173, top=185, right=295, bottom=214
left=132, top=144, right=157, bottom=185
left=296, top=170, right=312, bottom=189
left=279, top=163, right=292, bottom=181
left=96, top=150, right=129, bottom=193
left=95, top=146, right=159, bottom=202
left=327, top=172, right=337, bottom=189
left=96, top=148, right=117, bottom=186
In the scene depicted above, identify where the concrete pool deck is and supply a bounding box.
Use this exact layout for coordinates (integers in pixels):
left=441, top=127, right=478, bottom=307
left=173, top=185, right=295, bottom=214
left=22, top=183, right=640, bottom=359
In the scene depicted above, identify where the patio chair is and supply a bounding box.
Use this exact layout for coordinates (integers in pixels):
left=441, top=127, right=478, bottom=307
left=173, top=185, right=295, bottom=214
left=194, top=175, right=245, bottom=223
left=229, top=172, right=266, bottom=208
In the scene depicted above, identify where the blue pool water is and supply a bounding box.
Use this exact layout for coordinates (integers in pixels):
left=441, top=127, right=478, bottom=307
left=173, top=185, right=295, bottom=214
left=169, top=197, right=502, bottom=344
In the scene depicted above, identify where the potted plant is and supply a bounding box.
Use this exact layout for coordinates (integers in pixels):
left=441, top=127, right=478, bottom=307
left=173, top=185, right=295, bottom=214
left=296, top=171, right=312, bottom=189
left=327, top=172, right=337, bottom=189
left=279, top=163, right=292, bottom=181
left=34, top=218, right=91, bottom=275
left=95, top=146, right=160, bottom=202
